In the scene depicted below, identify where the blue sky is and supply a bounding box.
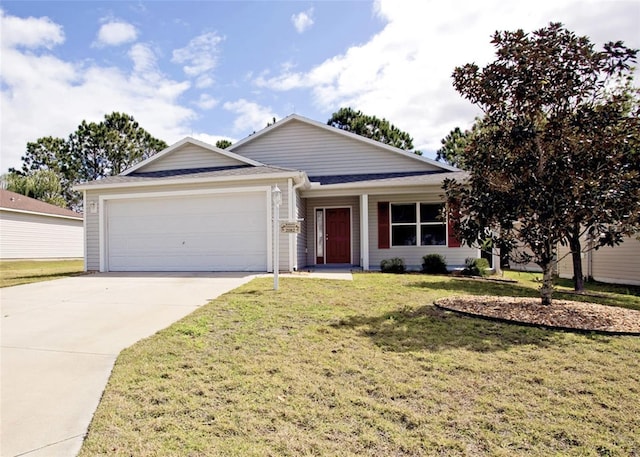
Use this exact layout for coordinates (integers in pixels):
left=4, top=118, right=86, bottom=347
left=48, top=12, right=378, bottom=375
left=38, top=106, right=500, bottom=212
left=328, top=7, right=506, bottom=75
left=1, top=0, right=639, bottom=173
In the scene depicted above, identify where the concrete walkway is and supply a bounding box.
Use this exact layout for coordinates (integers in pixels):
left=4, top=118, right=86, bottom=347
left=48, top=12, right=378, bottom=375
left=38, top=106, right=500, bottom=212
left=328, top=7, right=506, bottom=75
left=0, top=272, right=255, bottom=457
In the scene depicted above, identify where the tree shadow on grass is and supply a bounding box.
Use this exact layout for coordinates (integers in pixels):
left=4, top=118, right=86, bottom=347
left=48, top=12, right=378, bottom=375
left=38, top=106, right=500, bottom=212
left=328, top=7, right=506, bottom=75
left=415, top=277, right=640, bottom=310
left=411, top=278, right=541, bottom=298
left=331, top=302, right=559, bottom=354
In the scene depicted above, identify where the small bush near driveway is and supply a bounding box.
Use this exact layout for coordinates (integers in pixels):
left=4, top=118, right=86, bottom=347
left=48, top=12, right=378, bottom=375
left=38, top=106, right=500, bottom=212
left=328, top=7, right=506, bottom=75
left=463, top=257, right=490, bottom=277
left=421, top=253, right=448, bottom=274
left=380, top=257, right=406, bottom=273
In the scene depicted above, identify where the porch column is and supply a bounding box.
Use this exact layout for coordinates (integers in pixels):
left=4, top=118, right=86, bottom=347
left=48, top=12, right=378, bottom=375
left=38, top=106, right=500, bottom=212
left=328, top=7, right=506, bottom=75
left=360, top=194, right=369, bottom=270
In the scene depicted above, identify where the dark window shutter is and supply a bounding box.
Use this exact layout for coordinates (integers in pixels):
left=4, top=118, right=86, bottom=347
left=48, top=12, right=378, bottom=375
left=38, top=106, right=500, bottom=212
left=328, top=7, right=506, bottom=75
left=447, top=206, right=461, bottom=248
left=378, top=202, right=390, bottom=249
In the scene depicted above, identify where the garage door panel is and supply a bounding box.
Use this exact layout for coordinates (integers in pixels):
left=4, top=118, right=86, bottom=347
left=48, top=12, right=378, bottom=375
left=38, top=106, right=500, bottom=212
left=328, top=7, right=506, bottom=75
left=109, top=235, right=267, bottom=256
left=106, top=192, right=268, bottom=271
left=108, top=254, right=267, bottom=272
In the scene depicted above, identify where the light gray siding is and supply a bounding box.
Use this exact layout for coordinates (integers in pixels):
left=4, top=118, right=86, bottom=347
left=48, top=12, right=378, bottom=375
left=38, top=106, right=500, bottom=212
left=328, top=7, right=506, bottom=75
left=296, top=191, right=307, bottom=270
left=137, top=144, right=247, bottom=173
left=84, top=178, right=292, bottom=272
left=367, top=194, right=478, bottom=270
left=232, top=119, right=441, bottom=176
left=558, top=235, right=640, bottom=286
left=591, top=237, right=640, bottom=285
left=509, top=243, right=544, bottom=272
left=0, top=210, right=83, bottom=259
left=305, top=196, right=361, bottom=267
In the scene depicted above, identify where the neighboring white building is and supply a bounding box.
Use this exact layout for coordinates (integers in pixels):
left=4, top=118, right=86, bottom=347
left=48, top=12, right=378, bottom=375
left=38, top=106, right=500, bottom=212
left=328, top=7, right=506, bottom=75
left=75, top=114, right=479, bottom=272
left=0, top=189, right=83, bottom=259
left=557, top=235, right=640, bottom=286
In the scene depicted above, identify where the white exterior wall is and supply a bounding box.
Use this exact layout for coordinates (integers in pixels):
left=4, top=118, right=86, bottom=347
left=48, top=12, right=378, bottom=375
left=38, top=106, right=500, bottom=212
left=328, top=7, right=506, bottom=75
left=0, top=210, right=83, bottom=259
left=231, top=119, right=441, bottom=176
left=509, top=243, right=544, bottom=272
left=558, top=236, right=640, bottom=286
left=137, top=144, right=246, bottom=172
left=367, top=194, right=478, bottom=271
left=84, top=178, right=292, bottom=272
left=591, top=237, right=640, bottom=285
left=556, top=243, right=579, bottom=278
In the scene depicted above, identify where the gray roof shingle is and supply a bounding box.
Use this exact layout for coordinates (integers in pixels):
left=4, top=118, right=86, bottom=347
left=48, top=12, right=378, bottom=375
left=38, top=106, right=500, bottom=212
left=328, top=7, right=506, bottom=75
left=309, top=170, right=467, bottom=187
left=76, top=165, right=299, bottom=187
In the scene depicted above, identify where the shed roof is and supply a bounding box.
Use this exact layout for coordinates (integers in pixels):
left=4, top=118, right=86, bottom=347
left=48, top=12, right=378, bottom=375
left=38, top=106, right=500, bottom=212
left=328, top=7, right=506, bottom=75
left=0, top=189, right=82, bottom=219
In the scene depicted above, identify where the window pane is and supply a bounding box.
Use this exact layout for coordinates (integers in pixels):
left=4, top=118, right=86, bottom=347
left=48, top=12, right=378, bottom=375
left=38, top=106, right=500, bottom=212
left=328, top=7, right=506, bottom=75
left=391, top=204, right=416, bottom=223
left=420, top=203, right=444, bottom=223
left=392, top=225, right=417, bottom=246
left=421, top=224, right=446, bottom=245
left=316, top=209, right=324, bottom=257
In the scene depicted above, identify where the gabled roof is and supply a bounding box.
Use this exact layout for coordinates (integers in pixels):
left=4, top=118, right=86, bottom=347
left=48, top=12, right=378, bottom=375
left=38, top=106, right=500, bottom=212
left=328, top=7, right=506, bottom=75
left=228, top=114, right=459, bottom=172
left=0, top=189, right=82, bottom=220
left=121, top=136, right=266, bottom=176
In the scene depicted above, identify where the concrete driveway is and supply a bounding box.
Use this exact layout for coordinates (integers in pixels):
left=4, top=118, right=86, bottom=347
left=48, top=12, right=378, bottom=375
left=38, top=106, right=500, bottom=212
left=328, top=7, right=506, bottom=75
left=0, top=272, right=255, bottom=457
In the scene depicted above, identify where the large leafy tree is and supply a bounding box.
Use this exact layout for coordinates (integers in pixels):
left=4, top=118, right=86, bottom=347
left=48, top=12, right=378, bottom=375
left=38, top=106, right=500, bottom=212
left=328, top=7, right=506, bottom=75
left=444, top=22, right=639, bottom=304
left=327, top=107, right=418, bottom=153
left=436, top=118, right=486, bottom=169
left=11, top=112, right=167, bottom=210
left=3, top=169, right=67, bottom=208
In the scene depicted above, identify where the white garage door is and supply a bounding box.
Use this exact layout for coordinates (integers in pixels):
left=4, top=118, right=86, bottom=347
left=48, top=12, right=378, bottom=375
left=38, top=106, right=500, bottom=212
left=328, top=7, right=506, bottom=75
left=107, top=192, right=268, bottom=271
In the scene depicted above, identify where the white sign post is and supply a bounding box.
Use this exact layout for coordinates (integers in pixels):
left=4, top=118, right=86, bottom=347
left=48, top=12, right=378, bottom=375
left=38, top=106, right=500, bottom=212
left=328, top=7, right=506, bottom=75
left=280, top=221, right=301, bottom=234
left=272, top=185, right=282, bottom=291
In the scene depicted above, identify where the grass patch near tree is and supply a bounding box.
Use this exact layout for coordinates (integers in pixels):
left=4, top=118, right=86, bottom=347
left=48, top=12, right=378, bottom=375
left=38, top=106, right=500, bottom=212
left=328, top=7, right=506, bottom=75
left=80, top=274, right=640, bottom=456
left=0, top=259, right=84, bottom=288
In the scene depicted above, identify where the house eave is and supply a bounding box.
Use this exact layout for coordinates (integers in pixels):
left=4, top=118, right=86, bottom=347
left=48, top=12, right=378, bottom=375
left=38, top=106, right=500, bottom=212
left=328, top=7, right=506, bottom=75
left=121, top=136, right=266, bottom=176
left=74, top=171, right=308, bottom=191
left=301, top=182, right=448, bottom=198
left=0, top=207, right=83, bottom=221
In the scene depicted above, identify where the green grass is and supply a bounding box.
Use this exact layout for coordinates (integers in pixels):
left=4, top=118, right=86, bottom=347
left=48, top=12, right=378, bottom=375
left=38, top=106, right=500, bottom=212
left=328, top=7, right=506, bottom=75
left=0, top=259, right=84, bottom=288
left=80, top=274, right=640, bottom=456
left=501, top=269, right=640, bottom=310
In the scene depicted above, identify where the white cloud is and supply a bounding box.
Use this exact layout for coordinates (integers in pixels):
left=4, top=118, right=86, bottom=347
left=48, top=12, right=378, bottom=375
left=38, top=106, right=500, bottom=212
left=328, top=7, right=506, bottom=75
left=194, top=94, right=219, bottom=110
left=172, top=32, right=224, bottom=84
left=195, top=74, right=214, bottom=89
left=223, top=99, right=278, bottom=133
left=256, top=0, right=640, bottom=155
left=291, top=8, right=314, bottom=33
left=0, top=12, right=196, bottom=173
left=94, top=20, right=138, bottom=47
left=0, top=9, right=64, bottom=49
left=190, top=132, right=237, bottom=147
left=128, top=43, right=157, bottom=75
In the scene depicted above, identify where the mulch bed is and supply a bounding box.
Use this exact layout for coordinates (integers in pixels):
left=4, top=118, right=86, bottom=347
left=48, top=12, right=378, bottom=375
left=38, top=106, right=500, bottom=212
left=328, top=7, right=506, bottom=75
left=435, top=296, right=640, bottom=335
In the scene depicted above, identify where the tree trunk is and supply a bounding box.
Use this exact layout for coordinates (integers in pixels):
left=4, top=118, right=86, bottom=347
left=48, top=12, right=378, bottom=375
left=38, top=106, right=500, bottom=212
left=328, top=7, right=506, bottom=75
left=539, top=261, right=554, bottom=305
left=569, top=229, right=584, bottom=292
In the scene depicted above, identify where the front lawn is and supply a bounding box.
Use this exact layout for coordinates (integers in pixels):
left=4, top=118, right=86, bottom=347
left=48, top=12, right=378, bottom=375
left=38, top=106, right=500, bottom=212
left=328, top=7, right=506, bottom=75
left=0, top=259, right=84, bottom=288
left=80, top=274, right=640, bottom=456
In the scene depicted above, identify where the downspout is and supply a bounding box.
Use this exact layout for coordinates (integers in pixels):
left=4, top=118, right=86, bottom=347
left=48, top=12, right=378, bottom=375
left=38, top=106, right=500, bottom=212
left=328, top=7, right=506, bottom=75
left=83, top=190, right=88, bottom=272
left=586, top=234, right=593, bottom=281
left=289, top=174, right=307, bottom=272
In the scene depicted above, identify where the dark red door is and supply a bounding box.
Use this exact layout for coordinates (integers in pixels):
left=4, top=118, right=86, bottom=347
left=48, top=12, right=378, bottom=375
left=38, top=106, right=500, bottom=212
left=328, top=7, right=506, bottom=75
left=326, top=208, right=351, bottom=263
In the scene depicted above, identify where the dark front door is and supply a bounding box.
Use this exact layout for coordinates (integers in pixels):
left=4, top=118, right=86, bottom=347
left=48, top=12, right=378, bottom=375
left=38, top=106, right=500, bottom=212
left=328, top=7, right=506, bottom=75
left=325, top=208, right=351, bottom=263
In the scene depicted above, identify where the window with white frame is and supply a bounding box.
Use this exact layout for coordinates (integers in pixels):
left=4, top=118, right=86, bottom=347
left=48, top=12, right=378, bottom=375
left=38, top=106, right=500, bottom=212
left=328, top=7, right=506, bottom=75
left=391, top=203, right=446, bottom=246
